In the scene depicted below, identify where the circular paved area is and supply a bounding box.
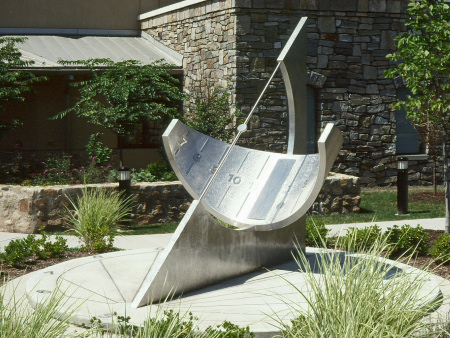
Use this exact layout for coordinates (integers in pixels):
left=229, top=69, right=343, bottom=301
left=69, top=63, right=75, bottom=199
left=22, top=247, right=448, bottom=337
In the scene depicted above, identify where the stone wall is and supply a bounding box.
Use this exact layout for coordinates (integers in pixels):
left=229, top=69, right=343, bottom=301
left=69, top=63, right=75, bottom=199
left=141, top=0, right=238, bottom=99
left=0, top=174, right=360, bottom=233
left=139, top=0, right=438, bottom=187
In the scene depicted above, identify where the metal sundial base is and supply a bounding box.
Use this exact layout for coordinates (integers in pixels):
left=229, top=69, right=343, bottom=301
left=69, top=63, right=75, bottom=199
left=131, top=200, right=305, bottom=307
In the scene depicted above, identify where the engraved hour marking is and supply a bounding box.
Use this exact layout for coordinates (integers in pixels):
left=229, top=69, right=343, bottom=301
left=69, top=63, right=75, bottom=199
left=179, top=137, right=188, bottom=147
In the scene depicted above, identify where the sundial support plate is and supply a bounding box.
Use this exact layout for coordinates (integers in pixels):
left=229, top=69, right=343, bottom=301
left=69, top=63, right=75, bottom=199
left=131, top=201, right=305, bottom=308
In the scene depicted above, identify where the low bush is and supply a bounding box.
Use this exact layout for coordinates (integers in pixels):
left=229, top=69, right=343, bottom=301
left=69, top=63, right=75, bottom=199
left=305, top=218, right=329, bottom=248
left=0, top=231, right=68, bottom=267
left=340, top=225, right=382, bottom=252
left=430, top=233, right=450, bottom=264
left=88, top=309, right=254, bottom=337
left=64, top=186, right=133, bottom=252
left=29, top=154, right=116, bottom=186
left=385, top=224, right=429, bottom=257
left=132, top=161, right=177, bottom=183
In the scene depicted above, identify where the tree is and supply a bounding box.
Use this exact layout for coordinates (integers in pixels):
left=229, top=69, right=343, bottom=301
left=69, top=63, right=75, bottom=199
left=53, top=58, right=185, bottom=165
left=0, top=37, right=44, bottom=139
left=385, top=0, right=450, bottom=232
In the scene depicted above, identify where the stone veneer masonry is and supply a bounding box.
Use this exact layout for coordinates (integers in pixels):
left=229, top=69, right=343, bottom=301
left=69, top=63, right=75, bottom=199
left=0, top=174, right=360, bottom=233
left=140, top=0, right=439, bottom=187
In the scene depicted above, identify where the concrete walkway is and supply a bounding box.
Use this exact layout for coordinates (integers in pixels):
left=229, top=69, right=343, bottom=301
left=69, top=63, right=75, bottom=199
left=0, top=217, right=445, bottom=251
left=0, top=218, right=449, bottom=337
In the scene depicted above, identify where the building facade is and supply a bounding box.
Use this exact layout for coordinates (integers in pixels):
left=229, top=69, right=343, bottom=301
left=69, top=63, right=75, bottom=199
left=140, top=0, right=433, bottom=187
left=1, top=0, right=437, bottom=186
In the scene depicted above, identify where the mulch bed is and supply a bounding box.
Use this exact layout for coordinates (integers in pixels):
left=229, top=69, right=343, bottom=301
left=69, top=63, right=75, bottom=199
left=0, top=250, right=98, bottom=287
left=410, top=192, right=446, bottom=202
left=408, top=229, right=450, bottom=280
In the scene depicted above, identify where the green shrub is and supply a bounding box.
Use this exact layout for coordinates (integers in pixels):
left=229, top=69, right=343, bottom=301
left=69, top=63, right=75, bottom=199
left=32, top=154, right=115, bottom=185
left=184, top=85, right=241, bottom=142
left=90, top=309, right=254, bottom=337
left=340, top=225, right=382, bottom=252
left=64, top=186, right=133, bottom=252
left=430, top=233, right=450, bottom=264
left=0, top=231, right=68, bottom=267
left=132, top=161, right=177, bottom=183
left=385, top=224, right=429, bottom=257
left=279, top=237, right=443, bottom=337
left=86, top=132, right=112, bottom=166
left=0, top=235, right=35, bottom=267
left=32, top=231, right=68, bottom=260
left=305, top=218, right=329, bottom=248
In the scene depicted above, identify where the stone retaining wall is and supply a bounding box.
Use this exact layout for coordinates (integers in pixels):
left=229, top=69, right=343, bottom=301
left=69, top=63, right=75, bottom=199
left=0, top=173, right=360, bottom=233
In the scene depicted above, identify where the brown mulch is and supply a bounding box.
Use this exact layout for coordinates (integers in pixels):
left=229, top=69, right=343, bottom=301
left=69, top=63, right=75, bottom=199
left=410, top=192, right=446, bottom=202
left=0, top=250, right=98, bottom=287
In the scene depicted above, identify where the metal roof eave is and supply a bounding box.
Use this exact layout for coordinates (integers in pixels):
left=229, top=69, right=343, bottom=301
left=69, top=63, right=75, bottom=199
left=3, top=33, right=183, bottom=70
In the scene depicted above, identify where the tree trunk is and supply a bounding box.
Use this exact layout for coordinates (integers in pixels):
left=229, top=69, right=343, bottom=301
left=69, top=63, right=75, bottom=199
left=444, top=135, right=450, bottom=234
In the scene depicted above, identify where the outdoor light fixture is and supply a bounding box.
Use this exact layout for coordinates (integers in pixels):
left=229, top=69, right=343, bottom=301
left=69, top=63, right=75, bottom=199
left=397, top=157, right=409, bottom=215
left=397, top=157, right=409, bottom=170
left=118, top=166, right=131, bottom=197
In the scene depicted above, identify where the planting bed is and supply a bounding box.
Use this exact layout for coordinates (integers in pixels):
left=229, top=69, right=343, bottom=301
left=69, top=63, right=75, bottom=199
left=1, top=229, right=449, bottom=288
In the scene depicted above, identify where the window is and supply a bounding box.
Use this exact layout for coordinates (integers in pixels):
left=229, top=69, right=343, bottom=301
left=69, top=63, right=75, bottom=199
left=395, top=87, right=421, bottom=154
left=118, top=117, right=169, bottom=149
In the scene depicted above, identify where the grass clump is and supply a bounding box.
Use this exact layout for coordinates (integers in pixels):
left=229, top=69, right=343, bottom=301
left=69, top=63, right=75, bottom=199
left=0, top=283, right=78, bottom=338
left=64, top=186, right=133, bottom=252
left=279, top=235, right=445, bottom=337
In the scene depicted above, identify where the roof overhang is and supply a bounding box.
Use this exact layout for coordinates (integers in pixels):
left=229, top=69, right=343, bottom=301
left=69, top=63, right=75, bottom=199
left=1, top=30, right=183, bottom=72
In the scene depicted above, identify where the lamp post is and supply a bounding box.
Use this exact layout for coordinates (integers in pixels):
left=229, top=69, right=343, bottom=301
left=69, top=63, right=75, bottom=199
left=118, top=166, right=131, bottom=197
left=397, top=157, right=409, bottom=215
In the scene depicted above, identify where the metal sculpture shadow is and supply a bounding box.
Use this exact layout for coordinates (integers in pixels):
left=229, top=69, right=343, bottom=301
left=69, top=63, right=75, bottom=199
left=132, top=17, right=343, bottom=308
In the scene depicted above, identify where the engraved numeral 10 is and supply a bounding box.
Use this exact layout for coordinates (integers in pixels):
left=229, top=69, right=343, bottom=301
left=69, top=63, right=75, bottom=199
left=228, top=174, right=241, bottom=184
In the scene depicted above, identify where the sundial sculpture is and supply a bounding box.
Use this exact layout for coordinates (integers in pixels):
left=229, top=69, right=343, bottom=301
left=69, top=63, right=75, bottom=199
left=132, top=17, right=343, bottom=308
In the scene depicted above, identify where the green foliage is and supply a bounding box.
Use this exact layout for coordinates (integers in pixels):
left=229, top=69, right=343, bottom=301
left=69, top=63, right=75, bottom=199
left=145, top=161, right=177, bottom=181
left=385, top=224, right=429, bottom=257
left=184, top=86, right=241, bottom=142
left=131, top=168, right=157, bottom=183
left=385, top=0, right=450, bottom=129
left=86, top=132, right=113, bottom=166
left=0, top=37, right=45, bottom=138
left=63, top=186, right=133, bottom=252
left=132, top=161, right=177, bottom=183
left=430, top=233, right=450, bottom=263
left=32, top=230, right=68, bottom=260
left=53, top=58, right=184, bottom=137
left=0, top=235, right=35, bottom=267
left=88, top=309, right=254, bottom=337
left=305, top=218, right=330, bottom=248
left=340, top=225, right=383, bottom=252
left=0, top=230, right=68, bottom=267
left=0, top=283, right=77, bottom=337
left=280, top=237, right=444, bottom=337
left=32, top=154, right=115, bottom=185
